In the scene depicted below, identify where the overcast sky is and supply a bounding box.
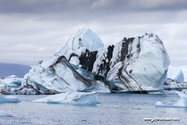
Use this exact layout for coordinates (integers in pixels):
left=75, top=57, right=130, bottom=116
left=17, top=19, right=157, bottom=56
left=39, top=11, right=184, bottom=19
left=0, top=0, right=187, bottom=66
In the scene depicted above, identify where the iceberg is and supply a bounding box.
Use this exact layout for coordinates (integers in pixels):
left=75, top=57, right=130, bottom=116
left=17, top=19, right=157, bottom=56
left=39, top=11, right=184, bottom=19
left=167, top=66, right=184, bottom=82
left=0, top=75, right=57, bottom=95
left=0, top=75, right=24, bottom=88
left=69, top=33, right=170, bottom=92
left=173, top=91, right=187, bottom=107
left=155, top=91, right=187, bottom=108
left=0, top=94, right=20, bottom=103
left=25, top=56, right=107, bottom=93
left=155, top=101, right=168, bottom=107
left=32, top=92, right=98, bottom=105
left=20, top=28, right=108, bottom=93
left=0, top=110, right=16, bottom=117
left=0, top=28, right=171, bottom=94
left=179, top=66, right=187, bottom=81
left=106, top=33, right=170, bottom=92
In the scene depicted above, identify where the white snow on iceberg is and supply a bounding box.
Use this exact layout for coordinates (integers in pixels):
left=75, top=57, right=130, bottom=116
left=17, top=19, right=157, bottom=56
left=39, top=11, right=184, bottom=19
left=0, top=94, right=20, bottom=103
left=54, top=28, right=104, bottom=58
left=167, top=66, right=184, bottom=82
left=0, top=110, right=16, bottom=117
left=32, top=92, right=98, bottom=105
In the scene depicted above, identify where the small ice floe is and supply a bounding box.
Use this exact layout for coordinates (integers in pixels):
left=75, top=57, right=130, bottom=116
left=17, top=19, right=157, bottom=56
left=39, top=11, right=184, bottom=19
left=32, top=92, right=98, bottom=106
left=0, top=110, right=16, bottom=117
left=155, top=101, right=169, bottom=107
left=155, top=91, right=187, bottom=108
left=0, top=94, right=20, bottom=103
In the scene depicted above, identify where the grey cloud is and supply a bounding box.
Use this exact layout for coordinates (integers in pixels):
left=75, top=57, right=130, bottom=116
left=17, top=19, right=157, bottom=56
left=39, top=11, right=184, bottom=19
left=0, top=0, right=92, bottom=14
left=1, top=0, right=187, bottom=14
left=0, top=0, right=187, bottom=66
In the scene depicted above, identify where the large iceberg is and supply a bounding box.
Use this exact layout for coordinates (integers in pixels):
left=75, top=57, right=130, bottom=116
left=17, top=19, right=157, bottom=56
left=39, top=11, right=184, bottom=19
left=0, top=28, right=170, bottom=94
left=68, top=32, right=170, bottom=92
left=167, top=66, right=184, bottom=82
left=32, top=92, right=98, bottom=105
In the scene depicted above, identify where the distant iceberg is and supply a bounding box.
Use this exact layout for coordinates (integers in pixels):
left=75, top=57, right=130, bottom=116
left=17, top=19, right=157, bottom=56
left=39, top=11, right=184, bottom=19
left=163, top=78, right=187, bottom=90
left=179, top=66, right=187, bottom=81
left=32, top=92, right=98, bottom=106
left=167, top=66, right=184, bottom=82
left=0, top=75, right=24, bottom=88
left=0, top=110, right=16, bottom=117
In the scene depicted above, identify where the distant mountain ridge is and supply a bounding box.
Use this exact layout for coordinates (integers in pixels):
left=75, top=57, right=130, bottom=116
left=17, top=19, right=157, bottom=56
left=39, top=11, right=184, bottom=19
left=0, top=63, right=31, bottom=78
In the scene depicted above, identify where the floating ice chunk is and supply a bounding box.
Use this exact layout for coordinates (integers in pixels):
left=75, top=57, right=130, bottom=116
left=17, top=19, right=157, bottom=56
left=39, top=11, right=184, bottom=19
left=0, top=94, right=20, bottom=103
left=32, top=92, right=98, bottom=105
left=155, top=91, right=187, bottom=108
left=0, top=110, right=16, bottom=117
left=173, top=91, right=187, bottom=107
left=155, top=101, right=169, bottom=107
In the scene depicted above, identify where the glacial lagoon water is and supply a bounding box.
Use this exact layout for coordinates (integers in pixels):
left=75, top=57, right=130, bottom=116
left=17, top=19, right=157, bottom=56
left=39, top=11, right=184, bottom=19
left=0, top=93, right=186, bottom=125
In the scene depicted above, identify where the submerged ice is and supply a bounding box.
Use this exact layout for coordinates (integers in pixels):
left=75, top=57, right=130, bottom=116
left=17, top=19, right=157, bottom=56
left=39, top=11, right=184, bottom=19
left=32, top=92, right=98, bottom=105
left=0, top=94, right=20, bottom=103
left=0, top=110, right=16, bottom=117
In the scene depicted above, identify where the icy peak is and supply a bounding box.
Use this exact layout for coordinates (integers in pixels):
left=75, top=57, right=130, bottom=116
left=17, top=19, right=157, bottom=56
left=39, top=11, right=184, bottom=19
left=54, top=28, right=104, bottom=58
left=73, top=28, right=104, bottom=51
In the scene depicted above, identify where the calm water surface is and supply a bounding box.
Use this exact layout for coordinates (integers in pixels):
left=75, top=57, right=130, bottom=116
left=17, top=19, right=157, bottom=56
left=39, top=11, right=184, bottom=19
left=0, top=93, right=186, bottom=125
